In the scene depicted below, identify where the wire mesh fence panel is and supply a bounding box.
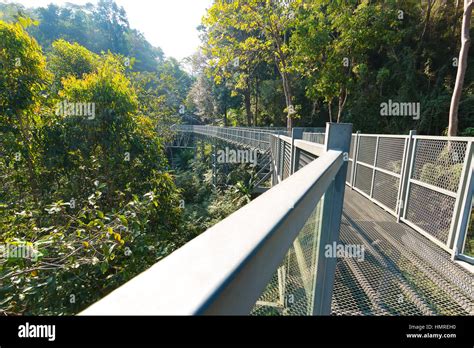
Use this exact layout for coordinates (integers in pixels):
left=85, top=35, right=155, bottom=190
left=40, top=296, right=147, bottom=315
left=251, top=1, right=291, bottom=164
left=302, top=132, right=325, bottom=145
left=345, top=135, right=357, bottom=186
left=372, top=171, right=400, bottom=212
left=279, top=139, right=285, bottom=178
left=252, top=196, right=324, bottom=316
left=376, top=137, right=405, bottom=175
left=370, top=137, right=406, bottom=214
left=354, top=164, right=373, bottom=196
left=410, top=139, right=467, bottom=192
left=357, top=136, right=377, bottom=166
left=283, top=141, right=292, bottom=180
left=297, top=150, right=318, bottom=171
left=334, top=190, right=474, bottom=316
left=352, top=136, right=377, bottom=200
left=406, top=183, right=457, bottom=244
left=403, top=138, right=470, bottom=246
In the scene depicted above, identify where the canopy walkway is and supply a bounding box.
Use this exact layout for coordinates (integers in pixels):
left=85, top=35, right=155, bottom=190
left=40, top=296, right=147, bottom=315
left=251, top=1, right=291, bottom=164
left=81, top=124, right=473, bottom=316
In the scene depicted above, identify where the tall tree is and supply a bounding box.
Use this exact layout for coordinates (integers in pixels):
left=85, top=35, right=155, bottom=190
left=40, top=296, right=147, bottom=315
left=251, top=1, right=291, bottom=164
left=291, top=0, right=400, bottom=123
left=449, top=0, right=474, bottom=136
left=203, top=0, right=296, bottom=129
left=0, top=19, right=51, bottom=192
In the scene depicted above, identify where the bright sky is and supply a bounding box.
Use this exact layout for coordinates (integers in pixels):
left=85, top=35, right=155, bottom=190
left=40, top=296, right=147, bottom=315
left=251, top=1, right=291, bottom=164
left=3, top=0, right=213, bottom=61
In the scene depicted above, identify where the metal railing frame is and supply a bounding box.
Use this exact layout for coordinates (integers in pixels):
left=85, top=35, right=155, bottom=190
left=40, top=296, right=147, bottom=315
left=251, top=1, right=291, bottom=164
left=344, top=131, right=473, bottom=262
left=347, top=133, right=407, bottom=217
left=80, top=123, right=352, bottom=315
left=179, top=125, right=473, bottom=264
left=452, top=159, right=474, bottom=263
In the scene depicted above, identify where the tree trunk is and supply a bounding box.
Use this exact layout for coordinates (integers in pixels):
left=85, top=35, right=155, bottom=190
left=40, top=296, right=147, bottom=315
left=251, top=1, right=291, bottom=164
left=419, top=0, right=433, bottom=43
left=451, top=0, right=462, bottom=45
left=337, top=87, right=348, bottom=123
left=281, top=71, right=293, bottom=130
left=449, top=0, right=473, bottom=136
left=244, top=88, right=253, bottom=127
left=272, top=43, right=293, bottom=130
left=224, top=105, right=228, bottom=127
left=254, top=75, right=259, bottom=127
left=310, top=100, right=317, bottom=124
left=328, top=100, right=333, bottom=123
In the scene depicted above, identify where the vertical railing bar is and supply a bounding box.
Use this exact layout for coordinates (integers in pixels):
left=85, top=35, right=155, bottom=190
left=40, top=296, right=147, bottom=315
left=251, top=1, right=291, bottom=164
left=279, top=135, right=284, bottom=180
left=311, top=122, right=352, bottom=316
left=448, top=140, right=473, bottom=251
left=402, top=136, right=417, bottom=220
left=277, top=134, right=282, bottom=182
left=291, top=128, right=303, bottom=175
left=348, top=133, right=356, bottom=187
left=369, top=136, right=380, bottom=198
left=451, top=157, right=473, bottom=260
left=396, top=131, right=415, bottom=221
left=351, top=131, right=361, bottom=189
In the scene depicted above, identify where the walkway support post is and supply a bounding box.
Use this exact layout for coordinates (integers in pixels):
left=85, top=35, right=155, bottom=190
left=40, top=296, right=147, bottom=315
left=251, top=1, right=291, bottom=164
left=450, top=140, right=473, bottom=258
left=211, top=144, right=217, bottom=188
left=311, top=122, right=352, bottom=315
left=276, top=132, right=283, bottom=184
left=397, top=130, right=416, bottom=222
left=350, top=131, right=360, bottom=188
left=291, top=127, right=304, bottom=174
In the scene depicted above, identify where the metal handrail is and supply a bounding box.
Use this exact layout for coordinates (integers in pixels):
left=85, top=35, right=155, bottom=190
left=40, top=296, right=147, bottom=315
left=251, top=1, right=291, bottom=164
left=175, top=125, right=474, bottom=263
left=80, top=123, right=353, bottom=315
left=80, top=149, right=344, bottom=315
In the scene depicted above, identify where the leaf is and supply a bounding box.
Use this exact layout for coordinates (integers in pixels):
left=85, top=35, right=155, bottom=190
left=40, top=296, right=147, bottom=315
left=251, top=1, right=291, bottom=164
left=0, top=296, right=14, bottom=306
left=118, top=215, right=128, bottom=226
left=100, top=262, right=108, bottom=274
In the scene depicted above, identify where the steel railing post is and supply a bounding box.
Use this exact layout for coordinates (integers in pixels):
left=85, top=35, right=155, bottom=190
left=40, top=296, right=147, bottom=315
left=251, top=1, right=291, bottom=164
left=291, top=128, right=304, bottom=174
left=351, top=131, right=360, bottom=188
left=370, top=136, right=380, bottom=198
left=448, top=140, right=473, bottom=255
left=276, top=133, right=282, bottom=183
left=311, top=122, right=352, bottom=316
left=397, top=130, right=416, bottom=222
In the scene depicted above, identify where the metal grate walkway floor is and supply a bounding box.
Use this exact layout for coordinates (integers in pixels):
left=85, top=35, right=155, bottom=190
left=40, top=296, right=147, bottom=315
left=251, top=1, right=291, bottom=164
left=332, top=188, right=474, bottom=316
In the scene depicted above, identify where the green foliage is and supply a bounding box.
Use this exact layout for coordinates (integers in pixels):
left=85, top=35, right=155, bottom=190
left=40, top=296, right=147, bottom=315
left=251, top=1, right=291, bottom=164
left=49, top=40, right=100, bottom=90
left=419, top=146, right=464, bottom=192
left=0, top=19, right=187, bottom=315
left=464, top=206, right=474, bottom=257
left=173, top=150, right=252, bottom=242
left=460, top=127, right=474, bottom=136
left=0, top=187, right=179, bottom=315
left=202, top=0, right=297, bottom=126
left=0, top=20, right=50, bottom=114
left=292, top=0, right=401, bottom=121
left=0, top=19, right=52, bottom=198
left=193, top=0, right=474, bottom=134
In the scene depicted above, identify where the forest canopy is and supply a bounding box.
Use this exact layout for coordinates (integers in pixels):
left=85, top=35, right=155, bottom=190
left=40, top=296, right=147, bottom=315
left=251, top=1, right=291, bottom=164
left=193, top=0, right=474, bottom=135
left=2, top=0, right=472, bottom=134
